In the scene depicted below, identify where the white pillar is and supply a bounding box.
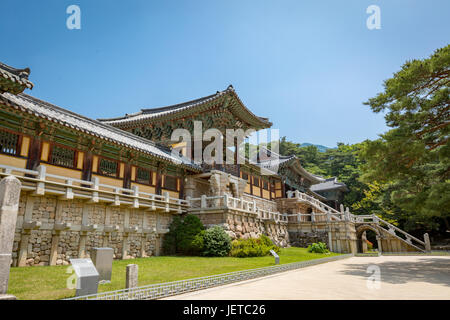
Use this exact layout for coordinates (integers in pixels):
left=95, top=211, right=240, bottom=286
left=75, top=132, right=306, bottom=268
left=0, top=176, right=21, bottom=296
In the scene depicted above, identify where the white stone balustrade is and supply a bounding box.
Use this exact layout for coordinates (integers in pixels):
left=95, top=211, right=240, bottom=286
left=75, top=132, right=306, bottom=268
left=0, top=164, right=188, bottom=213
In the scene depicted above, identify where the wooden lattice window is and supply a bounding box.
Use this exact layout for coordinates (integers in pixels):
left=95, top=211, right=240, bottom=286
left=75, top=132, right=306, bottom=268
left=263, top=180, right=269, bottom=190
left=137, top=167, right=152, bottom=185
left=241, top=172, right=249, bottom=181
left=99, top=158, right=118, bottom=177
left=164, top=175, right=178, bottom=191
left=0, top=130, right=19, bottom=155
left=253, top=176, right=260, bottom=187
left=51, top=145, right=75, bottom=168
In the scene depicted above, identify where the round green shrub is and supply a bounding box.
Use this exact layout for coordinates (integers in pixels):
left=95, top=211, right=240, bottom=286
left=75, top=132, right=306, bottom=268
left=307, top=242, right=329, bottom=253
left=202, top=226, right=231, bottom=257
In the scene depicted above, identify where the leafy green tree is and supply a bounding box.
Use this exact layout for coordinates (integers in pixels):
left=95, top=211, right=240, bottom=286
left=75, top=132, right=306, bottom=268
left=163, top=214, right=205, bottom=255
left=361, top=45, right=450, bottom=231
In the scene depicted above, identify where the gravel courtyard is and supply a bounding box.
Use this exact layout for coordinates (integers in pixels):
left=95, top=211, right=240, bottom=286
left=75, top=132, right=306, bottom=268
left=166, top=255, right=450, bottom=300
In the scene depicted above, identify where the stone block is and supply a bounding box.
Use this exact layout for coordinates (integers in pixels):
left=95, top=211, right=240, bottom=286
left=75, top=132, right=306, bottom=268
left=126, top=264, right=138, bottom=289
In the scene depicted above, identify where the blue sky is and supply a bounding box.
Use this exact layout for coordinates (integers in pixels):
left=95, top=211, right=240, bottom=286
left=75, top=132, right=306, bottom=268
left=1, top=0, right=449, bottom=147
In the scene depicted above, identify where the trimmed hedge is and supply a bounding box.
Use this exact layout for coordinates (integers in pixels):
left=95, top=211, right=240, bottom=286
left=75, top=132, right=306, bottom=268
left=230, top=235, right=280, bottom=257
left=307, top=242, right=329, bottom=253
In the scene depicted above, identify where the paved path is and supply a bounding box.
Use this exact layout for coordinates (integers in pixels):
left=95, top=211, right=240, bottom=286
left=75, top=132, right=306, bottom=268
left=165, top=256, right=450, bottom=300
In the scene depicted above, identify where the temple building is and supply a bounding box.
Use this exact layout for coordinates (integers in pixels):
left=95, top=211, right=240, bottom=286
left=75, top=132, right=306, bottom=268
left=310, top=177, right=349, bottom=210
left=0, top=62, right=425, bottom=266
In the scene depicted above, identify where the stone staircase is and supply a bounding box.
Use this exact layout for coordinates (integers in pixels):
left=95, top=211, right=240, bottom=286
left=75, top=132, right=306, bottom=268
left=354, top=215, right=427, bottom=252
left=288, top=190, right=428, bottom=252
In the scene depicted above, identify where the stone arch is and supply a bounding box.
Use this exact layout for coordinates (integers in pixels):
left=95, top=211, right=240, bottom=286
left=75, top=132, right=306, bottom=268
left=356, top=224, right=381, bottom=253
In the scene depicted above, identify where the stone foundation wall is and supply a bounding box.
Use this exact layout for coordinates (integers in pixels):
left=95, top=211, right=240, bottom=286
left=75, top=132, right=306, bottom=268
left=288, top=230, right=328, bottom=248
left=192, top=210, right=289, bottom=247
left=12, top=193, right=174, bottom=266
left=276, top=198, right=314, bottom=214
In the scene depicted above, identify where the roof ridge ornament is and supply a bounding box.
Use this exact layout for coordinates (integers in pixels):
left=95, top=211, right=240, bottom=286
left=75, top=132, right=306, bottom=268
left=0, top=61, right=34, bottom=94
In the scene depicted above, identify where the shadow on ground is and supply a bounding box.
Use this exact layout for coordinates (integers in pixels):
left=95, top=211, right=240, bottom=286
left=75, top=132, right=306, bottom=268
left=338, top=257, right=450, bottom=287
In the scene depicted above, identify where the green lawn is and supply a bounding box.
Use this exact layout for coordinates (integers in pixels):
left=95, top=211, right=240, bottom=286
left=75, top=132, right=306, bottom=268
left=8, top=247, right=340, bottom=300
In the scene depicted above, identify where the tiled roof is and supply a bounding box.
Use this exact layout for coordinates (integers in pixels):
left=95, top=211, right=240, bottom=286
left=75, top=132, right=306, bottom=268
left=310, top=177, right=348, bottom=192
left=98, top=85, right=271, bottom=129
left=0, top=92, right=201, bottom=171
left=0, top=62, right=34, bottom=94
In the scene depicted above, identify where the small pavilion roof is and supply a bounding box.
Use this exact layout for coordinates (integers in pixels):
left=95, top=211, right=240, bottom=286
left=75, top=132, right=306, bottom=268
left=0, top=62, right=34, bottom=94
left=98, top=85, right=272, bottom=130
left=310, top=177, right=349, bottom=192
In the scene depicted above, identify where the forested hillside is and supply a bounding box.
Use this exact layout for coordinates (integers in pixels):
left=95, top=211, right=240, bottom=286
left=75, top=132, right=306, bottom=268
left=270, top=45, right=450, bottom=241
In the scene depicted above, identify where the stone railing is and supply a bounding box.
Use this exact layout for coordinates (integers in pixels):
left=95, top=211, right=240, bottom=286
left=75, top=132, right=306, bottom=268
left=187, top=194, right=287, bottom=223
left=355, top=214, right=426, bottom=251
left=243, top=193, right=279, bottom=211
left=0, top=164, right=188, bottom=213
left=286, top=190, right=351, bottom=221
left=286, top=212, right=337, bottom=223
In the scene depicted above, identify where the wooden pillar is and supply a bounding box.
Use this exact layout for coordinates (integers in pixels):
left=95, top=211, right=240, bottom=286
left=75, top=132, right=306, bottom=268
left=260, top=178, right=263, bottom=198
left=82, top=152, right=93, bottom=182
left=156, top=164, right=163, bottom=195
left=123, top=163, right=132, bottom=189
left=179, top=171, right=185, bottom=199
left=269, top=179, right=273, bottom=200
left=26, top=137, right=41, bottom=171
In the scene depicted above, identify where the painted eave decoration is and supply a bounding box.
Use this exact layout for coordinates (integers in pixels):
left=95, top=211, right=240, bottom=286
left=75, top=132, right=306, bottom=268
left=0, top=62, right=34, bottom=95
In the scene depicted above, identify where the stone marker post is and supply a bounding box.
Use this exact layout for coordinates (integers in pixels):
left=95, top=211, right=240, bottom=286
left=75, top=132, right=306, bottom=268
left=424, top=233, right=431, bottom=252
left=70, top=258, right=99, bottom=297
left=126, top=264, right=138, bottom=289
left=0, top=176, right=21, bottom=299
left=91, top=247, right=113, bottom=282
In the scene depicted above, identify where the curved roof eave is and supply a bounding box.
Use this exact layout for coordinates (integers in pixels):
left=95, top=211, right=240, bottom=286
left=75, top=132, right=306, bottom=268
left=0, top=92, right=201, bottom=172
left=98, top=85, right=272, bottom=129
